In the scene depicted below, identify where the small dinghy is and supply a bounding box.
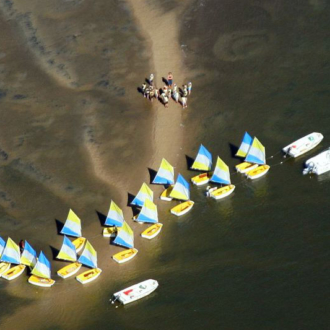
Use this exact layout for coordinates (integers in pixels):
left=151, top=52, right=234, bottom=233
left=191, top=172, right=212, bottom=186
left=246, top=165, right=270, bottom=180
left=58, top=262, right=82, bottom=279
left=0, top=262, right=11, bottom=276
left=113, top=248, right=138, bottom=264
left=76, top=268, right=102, bottom=284
left=303, top=148, right=330, bottom=175
left=111, top=279, right=159, bottom=305
left=141, top=223, right=163, bottom=239
left=131, top=183, right=154, bottom=207
left=102, top=227, right=117, bottom=238
left=153, top=158, right=175, bottom=186
left=171, top=201, right=194, bottom=216
left=282, top=132, right=323, bottom=158
left=190, top=145, right=212, bottom=185
left=208, top=185, right=235, bottom=200
left=235, top=132, right=258, bottom=173
left=160, top=185, right=173, bottom=201
left=28, top=251, right=55, bottom=287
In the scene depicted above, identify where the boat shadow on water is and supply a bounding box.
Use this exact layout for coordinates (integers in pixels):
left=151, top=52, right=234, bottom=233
left=49, top=245, right=60, bottom=261
left=185, top=155, right=194, bottom=170
left=148, top=168, right=157, bottom=184
left=228, top=142, right=239, bottom=158
left=55, top=219, right=64, bottom=235
left=96, top=210, right=107, bottom=227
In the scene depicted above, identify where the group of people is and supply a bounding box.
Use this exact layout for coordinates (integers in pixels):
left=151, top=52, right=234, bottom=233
left=141, top=72, right=192, bottom=109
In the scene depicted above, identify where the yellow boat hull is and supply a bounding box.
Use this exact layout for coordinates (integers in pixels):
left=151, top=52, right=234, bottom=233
left=170, top=201, right=194, bottom=216
left=235, top=162, right=258, bottom=173
left=160, top=185, right=173, bottom=201
left=208, top=185, right=235, bottom=200
left=191, top=173, right=211, bottom=186
left=57, top=262, right=82, bottom=279
left=1, top=264, right=26, bottom=281
left=0, top=262, right=11, bottom=276
left=141, top=223, right=163, bottom=239
left=102, top=227, right=117, bottom=237
left=76, top=268, right=102, bottom=284
left=112, top=248, right=138, bottom=264
left=28, top=275, right=55, bottom=287
left=72, top=237, right=86, bottom=253
left=246, top=165, right=270, bottom=179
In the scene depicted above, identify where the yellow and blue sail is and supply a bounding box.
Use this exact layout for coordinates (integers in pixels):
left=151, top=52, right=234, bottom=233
left=105, top=200, right=124, bottom=227
left=61, top=209, right=82, bottom=238
left=31, top=251, right=51, bottom=279
left=210, top=157, right=231, bottom=185
left=245, top=137, right=266, bottom=165
left=153, top=158, right=175, bottom=185
left=113, top=221, right=134, bottom=249
left=191, top=144, right=212, bottom=171
left=0, top=236, right=5, bottom=256
left=78, top=241, right=97, bottom=269
left=169, top=174, right=190, bottom=201
left=0, top=237, right=20, bottom=264
left=57, top=236, right=77, bottom=262
left=136, top=199, right=158, bottom=224
left=236, top=132, right=253, bottom=158
left=20, top=241, right=37, bottom=267
left=131, top=183, right=153, bottom=207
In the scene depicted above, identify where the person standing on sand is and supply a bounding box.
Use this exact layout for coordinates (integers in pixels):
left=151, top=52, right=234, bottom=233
left=167, top=72, right=173, bottom=87
left=142, top=82, right=147, bottom=97
left=167, top=88, right=172, bottom=101
left=187, top=82, right=192, bottom=95
left=149, top=73, right=154, bottom=86
left=161, top=92, right=169, bottom=108
left=149, top=86, right=155, bottom=101
left=154, top=88, right=159, bottom=99
left=173, top=89, right=179, bottom=103
left=181, top=86, right=188, bottom=109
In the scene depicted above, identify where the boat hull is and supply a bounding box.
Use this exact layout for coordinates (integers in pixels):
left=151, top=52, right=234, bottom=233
left=0, top=262, right=11, bottom=276
left=170, top=201, right=194, bottom=216
left=57, top=262, right=82, bottom=279
left=282, top=132, right=323, bottom=158
left=1, top=264, right=26, bottom=280
left=235, top=162, right=258, bottom=173
left=246, top=165, right=270, bottom=179
left=208, top=185, right=235, bottom=200
left=160, top=185, right=173, bottom=201
left=191, top=173, right=211, bottom=186
left=303, top=148, right=330, bottom=175
left=102, top=227, right=117, bottom=238
left=112, top=248, right=138, bottom=264
left=72, top=237, right=86, bottom=253
left=76, top=268, right=102, bottom=284
left=112, top=279, right=159, bottom=305
left=141, top=223, right=163, bottom=239
left=28, top=275, right=55, bottom=287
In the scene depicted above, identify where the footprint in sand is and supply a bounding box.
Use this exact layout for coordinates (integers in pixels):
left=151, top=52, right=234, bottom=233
left=213, top=30, right=272, bottom=61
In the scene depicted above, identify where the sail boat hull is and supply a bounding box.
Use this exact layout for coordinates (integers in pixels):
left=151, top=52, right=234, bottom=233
left=57, top=262, right=82, bottom=279
left=112, top=248, right=138, bottom=264
left=72, top=237, right=86, bottom=253
left=0, top=262, right=11, bottom=276
left=102, top=227, right=117, bottom=237
left=170, top=201, right=194, bottom=216
left=76, top=268, right=102, bottom=284
left=28, top=275, right=55, bottom=287
left=191, top=173, right=211, bottom=186
left=235, top=162, right=258, bottom=173
left=160, top=185, right=173, bottom=201
left=246, top=165, right=270, bottom=179
left=1, top=264, right=26, bottom=281
left=141, top=223, right=163, bottom=239
left=208, top=185, right=235, bottom=200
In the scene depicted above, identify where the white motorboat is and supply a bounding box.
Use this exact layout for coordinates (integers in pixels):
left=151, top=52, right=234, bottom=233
left=111, top=279, right=159, bottom=305
left=282, top=132, right=323, bottom=158
left=303, top=148, right=330, bottom=175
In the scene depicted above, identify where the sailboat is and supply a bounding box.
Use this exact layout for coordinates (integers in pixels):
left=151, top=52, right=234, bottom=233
left=207, top=157, right=236, bottom=200
left=60, top=209, right=86, bottom=253
left=57, top=236, right=82, bottom=279
left=76, top=241, right=102, bottom=284
left=134, top=199, right=163, bottom=239
left=103, top=200, right=123, bottom=237
left=131, top=183, right=154, bottom=207
left=0, top=236, right=11, bottom=276
left=1, top=237, right=26, bottom=281
left=20, top=241, right=37, bottom=271
left=170, top=174, right=194, bottom=216
left=112, top=221, right=138, bottom=263
left=191, top=144, right=213, bottom=186
left=28, top=251, right=55, bottom=287
left=244, top=137, right=270, bottom=179
left=153, top=159, right=175, bottom=201
left=235, top=132, right=258, bottom=173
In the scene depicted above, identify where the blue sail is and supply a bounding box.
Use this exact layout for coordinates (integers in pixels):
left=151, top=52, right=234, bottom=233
left=236, top=132, right=253, bottom=158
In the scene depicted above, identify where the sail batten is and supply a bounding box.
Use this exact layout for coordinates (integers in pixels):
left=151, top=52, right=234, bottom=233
left=61, top=209, right=82, bottom=238
left=169, top=174, right=190, bottom=201
left=136, top=199, right=158, bottom=223
left=1, top=237, right=20, bottom=264
left=153, top=158, right=175, bottom=185
left=236, top=132, right=253, bottom=158
left=245, top=137, right=266, bottom=165
left=31, top=251, right=51, bottom=279
left=210, top=157, right=231, bottom=184
left=21, top=241, right=37, bottom=267
left=105, top=200, right=124, bottom=227
left=131, top=183, right=154, bottom=207
left=78, top=241, right=97, bottom=268
left=191, top=144, right=212, bottom=171
left=113, top=221, right=134, bottom=249
left=57, top=236, right=77, bottom=262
